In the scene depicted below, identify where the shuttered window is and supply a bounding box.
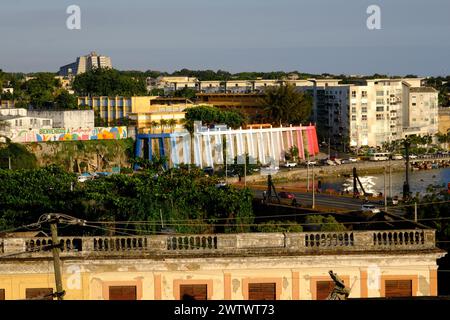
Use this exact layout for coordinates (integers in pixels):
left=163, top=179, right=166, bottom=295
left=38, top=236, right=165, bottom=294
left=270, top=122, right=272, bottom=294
left=180, top=284, right=208, bottom=300
left=248, top=283, right=276, bottom=300
left=0, top=289, right=5, bottom=300
left=385, top=280, right=412, bottom=297
left=316, top=281, right=335, bottom=300
left=26, top=288, right=53, bottom=300
left=109, top=286, right=137, bottom=300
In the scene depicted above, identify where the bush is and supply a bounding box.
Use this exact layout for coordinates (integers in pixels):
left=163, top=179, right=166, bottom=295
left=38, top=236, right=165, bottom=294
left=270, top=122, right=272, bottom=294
left=256, top=220, right=303, bottom=233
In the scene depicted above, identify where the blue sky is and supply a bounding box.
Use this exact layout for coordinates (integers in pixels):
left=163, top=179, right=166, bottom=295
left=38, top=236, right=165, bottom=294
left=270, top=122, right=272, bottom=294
left=1, top=0, right=450, bottom=75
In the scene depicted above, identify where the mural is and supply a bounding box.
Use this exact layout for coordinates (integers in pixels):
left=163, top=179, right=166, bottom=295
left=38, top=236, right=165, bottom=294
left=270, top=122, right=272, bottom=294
left=8, top=127, right=127, bottom=143
left=135, top=125, right=320, bottom=168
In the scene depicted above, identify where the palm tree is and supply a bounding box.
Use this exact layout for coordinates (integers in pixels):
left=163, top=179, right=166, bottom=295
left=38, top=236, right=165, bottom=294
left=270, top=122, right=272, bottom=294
left=167, top=119, right=177, bottom=133
left=150, top=120, right=159, bottom=134
left=159, top=119, right=168, bottom=133
left=259, top=84, right=312, bottom=126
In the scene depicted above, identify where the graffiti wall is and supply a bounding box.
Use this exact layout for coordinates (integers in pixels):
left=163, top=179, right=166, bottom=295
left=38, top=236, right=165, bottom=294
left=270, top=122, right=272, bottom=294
left=8, top=127, right=128, bottom=143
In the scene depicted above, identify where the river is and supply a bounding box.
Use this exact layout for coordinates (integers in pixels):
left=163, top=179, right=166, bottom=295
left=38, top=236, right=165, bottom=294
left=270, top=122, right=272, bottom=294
left=320, top=167, right=450, bottom=197
left=274, top=168, right=450, bottom=197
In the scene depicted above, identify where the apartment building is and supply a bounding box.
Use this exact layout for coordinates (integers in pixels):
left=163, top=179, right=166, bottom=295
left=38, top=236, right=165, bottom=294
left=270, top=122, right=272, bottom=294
left=59, top=51, right=112, bottom=76
left=404, top=87, right=439, bottom=136
left=0, top=108, right=53, bottom=131
left=77, top=96, right=194, bottom=127
left=299, top=78, right=438, bottom=148
left=0, top=229, right=445, bottom=300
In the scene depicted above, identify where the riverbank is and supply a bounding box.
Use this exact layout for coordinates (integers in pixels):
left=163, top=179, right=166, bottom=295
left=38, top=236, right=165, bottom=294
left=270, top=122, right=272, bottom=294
left=229, top=158, right=450, bottom=185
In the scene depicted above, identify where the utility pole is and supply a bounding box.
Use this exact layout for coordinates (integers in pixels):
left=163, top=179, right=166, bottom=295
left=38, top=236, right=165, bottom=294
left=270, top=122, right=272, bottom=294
left=414, top=202, right=418, bottom=223
left=307, top=153, right=310, bottom=192
left=384, top=167, right=387, bottom=212
left=388, top=158, right=392, bottom=198
left=8, top=156, right=11, bottom=170
left=49, top=215, right=65, bottom=300
left=312, top=164, right=315, bottom=209
left=328, top=137, right=331, bottom=159
left=244, top=154, right=247, bottom=187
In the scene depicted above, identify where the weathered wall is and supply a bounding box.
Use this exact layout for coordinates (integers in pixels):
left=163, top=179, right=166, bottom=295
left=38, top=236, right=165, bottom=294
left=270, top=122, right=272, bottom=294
left=0, top=253, right=440, bottom=300
left=24, top=139, right=134, bottom=172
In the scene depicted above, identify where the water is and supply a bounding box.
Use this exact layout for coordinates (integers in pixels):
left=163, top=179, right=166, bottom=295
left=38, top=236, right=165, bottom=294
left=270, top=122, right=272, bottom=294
left=320, top=168, right=450, bottom=197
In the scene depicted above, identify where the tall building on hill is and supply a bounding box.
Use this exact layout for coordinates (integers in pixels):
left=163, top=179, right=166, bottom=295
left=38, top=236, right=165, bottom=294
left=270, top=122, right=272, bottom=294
left=59, top=51, right=112, bottom=76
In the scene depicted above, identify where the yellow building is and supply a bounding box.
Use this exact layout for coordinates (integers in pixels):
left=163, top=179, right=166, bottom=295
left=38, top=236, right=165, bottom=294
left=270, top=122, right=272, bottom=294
left=77, top=96, right=194, bottom=128
left=0, top=230, right=445, bottom=300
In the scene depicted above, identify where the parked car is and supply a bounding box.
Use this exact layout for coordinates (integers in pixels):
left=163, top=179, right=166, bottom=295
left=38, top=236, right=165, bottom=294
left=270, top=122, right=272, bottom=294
left=391, top=154, right=403, bottom=160
left=361, top=204, right=381, bottom=213
left=341, top=159, right=352, bottom=164
left=348, top=157, right=358, bottom=162
left=278, top=191, right=296, bottom=199
left=409, top=154, right=418, bottom=159
left=306, top=160, right=317, bottom=165
left=284, top=162, right=297, bottom=168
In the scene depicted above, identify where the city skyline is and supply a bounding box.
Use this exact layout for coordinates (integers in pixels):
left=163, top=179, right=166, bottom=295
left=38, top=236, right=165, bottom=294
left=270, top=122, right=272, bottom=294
left=0, top=0, right=450, bottom=76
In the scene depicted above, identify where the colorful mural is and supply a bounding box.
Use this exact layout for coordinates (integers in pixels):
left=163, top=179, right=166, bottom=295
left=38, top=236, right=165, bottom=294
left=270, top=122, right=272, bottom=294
left=8, top=127, right=127, bottom=143
left=135, top=124, right=320, bottom=168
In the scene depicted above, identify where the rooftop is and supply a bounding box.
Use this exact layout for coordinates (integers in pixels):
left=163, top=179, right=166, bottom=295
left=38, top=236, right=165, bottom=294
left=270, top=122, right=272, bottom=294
left=410, top=87, right=438, bottom=93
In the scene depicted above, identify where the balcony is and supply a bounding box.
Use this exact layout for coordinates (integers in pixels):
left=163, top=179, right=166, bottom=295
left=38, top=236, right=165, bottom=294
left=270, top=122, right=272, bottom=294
left=0, top=230, right=437, bottom=259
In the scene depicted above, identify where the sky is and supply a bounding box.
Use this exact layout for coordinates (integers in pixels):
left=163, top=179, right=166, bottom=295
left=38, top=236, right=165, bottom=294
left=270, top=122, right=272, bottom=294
left=1, top=0, right=450, bottom=76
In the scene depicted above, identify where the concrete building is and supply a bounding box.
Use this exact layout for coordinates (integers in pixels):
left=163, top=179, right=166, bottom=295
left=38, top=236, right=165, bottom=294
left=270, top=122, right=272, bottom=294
left=78, top=96, right=194, bottom=127
left=298, top=78, right=439, bottom=148
left=27, top=110, right=95, bottom=129
left=403, top=87, right=439, bottom=137
left=0, top=109, right=53, bottom=131
left=438, top=107, right=450, bottom=134
left=0, top=229, right=444, bottom=300
left=59, top=52, right=112, bottom=76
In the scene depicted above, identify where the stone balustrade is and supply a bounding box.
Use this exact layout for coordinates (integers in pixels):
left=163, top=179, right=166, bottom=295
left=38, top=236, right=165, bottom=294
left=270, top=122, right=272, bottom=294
left=0, top=229, right=437, bottom=259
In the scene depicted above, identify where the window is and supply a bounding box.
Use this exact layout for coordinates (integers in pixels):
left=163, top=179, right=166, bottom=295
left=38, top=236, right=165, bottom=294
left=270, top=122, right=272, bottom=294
left=0, top=289, right=5, bottom=300
left=376, top=91, right=384, bottom=97
left=361, top=91, right=367, bottom=98
left=384, top=280, right=412, bottom=297
left=412, top=103, right=416, bottom=106
left=362, top=115, right=367, bottom=121
left=109, top=286, right=137, bottom=300
left=26, top=288, right=53, bottom=300
left=376, top=98, right=384, bottom=105
left=362, top=107, right=367, bottom=113
left=180, top=284, right=207, bottom=300
left=43, top=120, right=51, bottom=126
left=248, top=283, right=276, bottom=300
left=376, top=114, right=384, bottom=120
left=352, top=115, right=356, bottom=121
left=316, top=281, right=334, bottom=300
left=351, top=91, right=356, bottom=98
left=351, top=107, right=356, bottom=113
left=376, top=106, right=384, bottom=112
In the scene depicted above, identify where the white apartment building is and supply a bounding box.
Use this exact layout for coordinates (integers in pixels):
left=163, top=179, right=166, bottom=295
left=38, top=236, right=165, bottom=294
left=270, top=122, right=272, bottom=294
left=403, top=87, right=439, bottom=137
left=298, top=78, right=438, bottom=148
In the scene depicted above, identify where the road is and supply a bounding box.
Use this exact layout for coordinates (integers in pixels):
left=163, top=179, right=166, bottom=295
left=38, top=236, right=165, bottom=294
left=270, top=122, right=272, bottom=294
left=251, top=187, right=407, bottom=215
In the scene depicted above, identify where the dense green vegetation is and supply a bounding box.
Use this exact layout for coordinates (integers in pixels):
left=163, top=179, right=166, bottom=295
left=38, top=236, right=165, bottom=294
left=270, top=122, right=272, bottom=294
left=0, top=71, right=79, bottom=109
left=183, top=105, right=247, bottom=133
left=0, top=141, right=38, bottom=169
left=73, top=68, right=147, bottom=96
left=260, top=84, right=313, bottom=125
left=0, top=165, right=254, bottom=235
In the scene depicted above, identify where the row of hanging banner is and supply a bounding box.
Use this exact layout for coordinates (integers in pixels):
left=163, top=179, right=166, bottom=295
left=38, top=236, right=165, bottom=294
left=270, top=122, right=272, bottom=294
left=135, top=125, right=319, bottom=168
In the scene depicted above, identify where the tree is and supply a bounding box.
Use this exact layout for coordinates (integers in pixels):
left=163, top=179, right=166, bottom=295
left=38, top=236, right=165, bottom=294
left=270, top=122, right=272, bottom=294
left=21, top=73, right=60, bottom=108
left=304, top=215, right=346, bottom=232
left=150, top=121, right=159, bottom=133
left=183, top=105, right=246, bottom=133
left=260, top=84, right=312, bottom=126
left=256, top=220, right=303, bottom=232
left=173, top=87, right=196, bottom=100
left=159, top=119, right=168, bottom=133
left=167, top=119, right=177, bottom=133
left=54, top=90, right=78, bottom=109
left=72, top=68, right=147, bottom=96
